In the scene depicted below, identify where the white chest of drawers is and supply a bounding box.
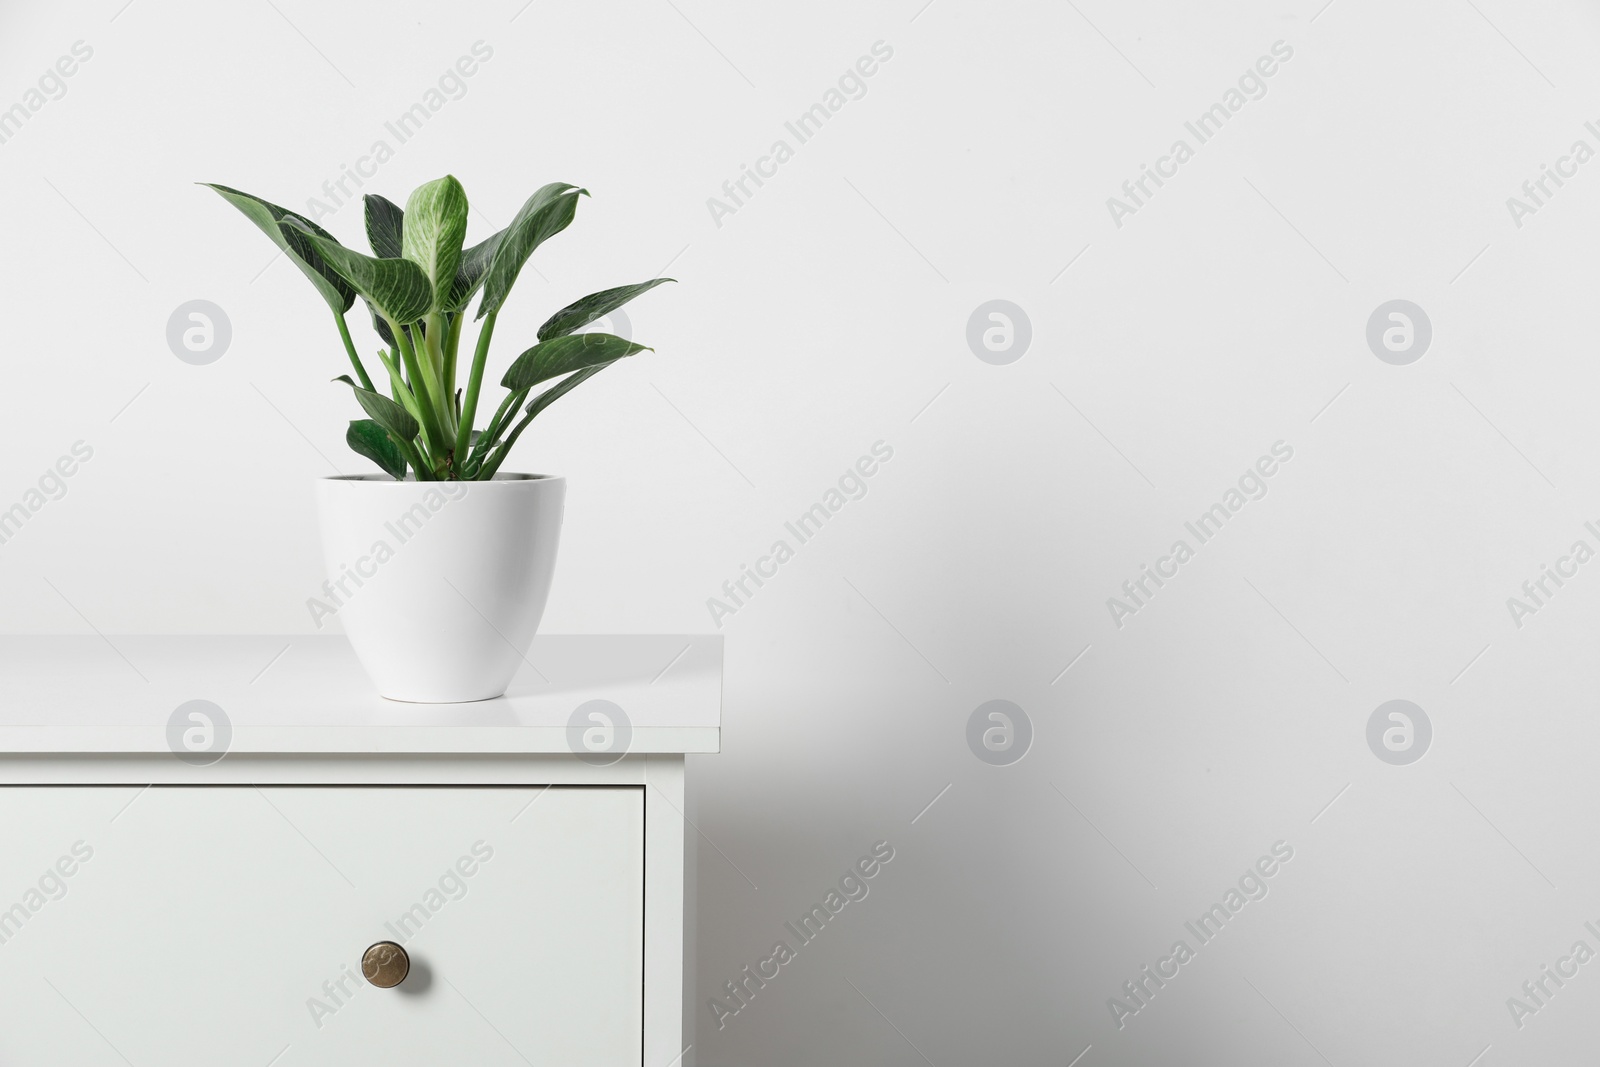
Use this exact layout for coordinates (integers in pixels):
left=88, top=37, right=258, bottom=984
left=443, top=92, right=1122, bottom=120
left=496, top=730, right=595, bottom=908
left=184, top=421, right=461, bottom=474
left=0, top=634, right=719, bottom=1067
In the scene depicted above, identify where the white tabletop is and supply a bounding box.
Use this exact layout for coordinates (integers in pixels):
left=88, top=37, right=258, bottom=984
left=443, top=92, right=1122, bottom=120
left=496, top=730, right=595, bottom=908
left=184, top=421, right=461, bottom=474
left=0, top=635, right=721, bottom=755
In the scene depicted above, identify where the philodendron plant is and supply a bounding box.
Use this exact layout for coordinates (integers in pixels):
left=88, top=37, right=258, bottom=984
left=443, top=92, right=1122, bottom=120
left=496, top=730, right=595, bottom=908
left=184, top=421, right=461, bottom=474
left=204, top=176, right=671, bottom=480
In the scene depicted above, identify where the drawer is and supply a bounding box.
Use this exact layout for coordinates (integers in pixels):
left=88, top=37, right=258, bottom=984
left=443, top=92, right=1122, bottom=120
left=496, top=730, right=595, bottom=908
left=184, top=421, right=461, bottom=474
left=0, top=785, right=644, bottom=1066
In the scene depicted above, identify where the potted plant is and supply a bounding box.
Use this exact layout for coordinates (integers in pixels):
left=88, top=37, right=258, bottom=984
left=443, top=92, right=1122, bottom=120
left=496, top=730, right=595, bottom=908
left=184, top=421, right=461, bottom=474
left=204, top=175, right=672, bottom=702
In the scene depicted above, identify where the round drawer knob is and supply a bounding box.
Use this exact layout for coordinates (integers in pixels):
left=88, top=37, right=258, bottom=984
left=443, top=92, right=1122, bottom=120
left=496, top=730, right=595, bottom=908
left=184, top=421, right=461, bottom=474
left=362, top=941, right=410, bottom=988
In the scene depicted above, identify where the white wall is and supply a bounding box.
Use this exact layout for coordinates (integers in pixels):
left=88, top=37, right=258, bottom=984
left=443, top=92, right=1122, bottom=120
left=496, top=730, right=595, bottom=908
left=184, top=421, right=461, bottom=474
left=5, top=0, right=1600, bottom=1062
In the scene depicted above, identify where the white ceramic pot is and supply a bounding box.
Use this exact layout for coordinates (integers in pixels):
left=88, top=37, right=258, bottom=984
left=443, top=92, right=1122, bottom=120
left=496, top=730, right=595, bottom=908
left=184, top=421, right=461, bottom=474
left=313, top=474, right=566, bottom=702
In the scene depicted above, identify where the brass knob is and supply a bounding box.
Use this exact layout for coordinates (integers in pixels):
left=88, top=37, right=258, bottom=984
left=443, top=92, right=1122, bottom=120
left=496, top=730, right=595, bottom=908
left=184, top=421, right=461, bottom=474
left=362, top=941, right=410, bottom=988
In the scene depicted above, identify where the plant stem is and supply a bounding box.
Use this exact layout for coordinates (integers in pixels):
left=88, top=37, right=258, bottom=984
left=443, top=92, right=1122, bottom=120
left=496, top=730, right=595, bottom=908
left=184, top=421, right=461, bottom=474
left=453, top=310, right=497, bottom=463
left=335, top=313, right=376, bottom=392
left=423, top=312, right=455, bottom=445
left=464, top=385, right=527, bottom=477
left=478, top=404, right=539, bottom=479
left=391, top=434, right=434, bottom=481
left=390, top=317, right=447, bottom=464
left=480, top=386, right=521, bottom=445
left=374, top=348, right=420, bottom=418
left=444, top=312, right=465, bottom=407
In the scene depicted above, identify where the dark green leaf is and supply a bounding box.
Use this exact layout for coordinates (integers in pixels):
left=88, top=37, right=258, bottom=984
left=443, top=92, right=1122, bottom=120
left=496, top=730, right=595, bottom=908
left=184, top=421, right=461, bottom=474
left=402, top=175, right=469, bottom=314
left=284, top=219, right=434, bottom=325
left=477, top=183, right=586, bottom=319
left=364, top=194, right=405, bottom=259
left=500, top=332, right=650, bottom=392
left=202, top=183, right=355, bottom=313
left=347, top=419, right=407, bottom=479
left=447, top=230, right=504, bottom=312
left=335, top=376, right=419, bottom=442
left=537, top=278, right=675, bottom=341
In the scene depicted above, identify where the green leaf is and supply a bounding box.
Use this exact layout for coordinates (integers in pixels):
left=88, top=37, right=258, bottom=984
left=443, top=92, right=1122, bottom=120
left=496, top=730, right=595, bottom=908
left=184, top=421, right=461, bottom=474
left=347, top=419, right=407, bottom=479
left=202, top=183, right=355, bottom=313
left=334, top=375, right=419, bottom=442
left=477, top=183, right=586, bottom=320
left=285, top=219, right=434, bottom=325
left=500, top=332, right=650, bottom=392
left=537, top=278, right=675, bottom=341
left=364, top=193, right=405, bottom=259
left=447, top=230, right=504, bottom=312
left=402, top=175, right=469, bottom=314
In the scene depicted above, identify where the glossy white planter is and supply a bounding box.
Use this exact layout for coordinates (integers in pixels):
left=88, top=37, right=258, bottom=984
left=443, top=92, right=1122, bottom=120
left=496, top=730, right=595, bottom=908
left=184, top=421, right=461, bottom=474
left=313, top=474, right=565, bottom=702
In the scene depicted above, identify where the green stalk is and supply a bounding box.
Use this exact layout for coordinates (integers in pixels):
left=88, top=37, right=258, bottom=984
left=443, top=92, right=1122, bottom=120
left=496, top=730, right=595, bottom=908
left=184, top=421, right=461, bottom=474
left=479, top=386, right=521, bottom=447
left=335, top=313, right=376, bottom=392
left=443, top=312, right=465, bottom=406
left=389, top=318, right=447, bottom=463
left=391, top=434, right=435, bottom=481
left=422, top=314, right=443, bottom=372
left=453, top=310, right=497, bottom=463
left=374, top=349, right=423, bottom=423
left=464, top=385, right=527, bottom=477
left=423, top=312, right=455, bottom=443
left=478, top=404, right=540, bottom=480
